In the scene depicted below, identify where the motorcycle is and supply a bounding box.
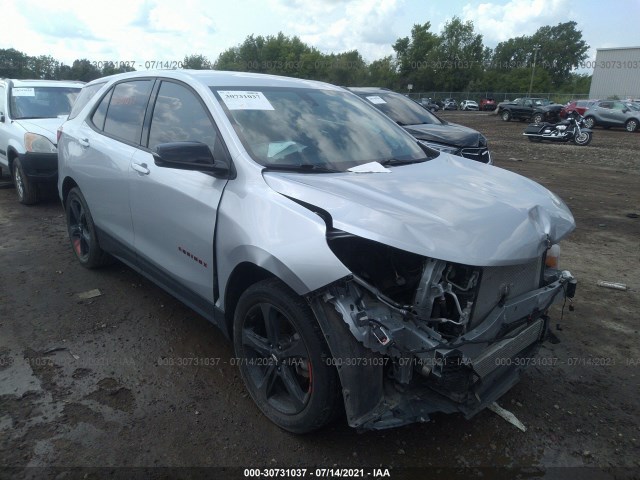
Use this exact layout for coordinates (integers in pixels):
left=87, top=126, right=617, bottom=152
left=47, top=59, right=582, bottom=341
left=522, top=112, right=593, bottom=146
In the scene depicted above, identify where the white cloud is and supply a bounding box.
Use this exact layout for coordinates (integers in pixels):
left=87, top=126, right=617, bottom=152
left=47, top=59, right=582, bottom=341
left=462, top=0, right=573, bottom=44
left=269, top=0, right=401, bottom=59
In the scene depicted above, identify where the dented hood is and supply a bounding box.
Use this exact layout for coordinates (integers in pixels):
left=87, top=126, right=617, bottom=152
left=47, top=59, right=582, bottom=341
left=263, top=154, right=575, bottom=266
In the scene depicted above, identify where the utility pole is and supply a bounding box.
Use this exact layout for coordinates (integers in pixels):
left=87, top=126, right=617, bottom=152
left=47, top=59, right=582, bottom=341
left=528, top=45, right=541, bottom=97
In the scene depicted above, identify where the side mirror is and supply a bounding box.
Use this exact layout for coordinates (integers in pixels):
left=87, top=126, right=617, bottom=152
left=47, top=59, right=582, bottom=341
left=153, top=141, right=228, bottom=174
left=622, top=108, right=629, bottom=113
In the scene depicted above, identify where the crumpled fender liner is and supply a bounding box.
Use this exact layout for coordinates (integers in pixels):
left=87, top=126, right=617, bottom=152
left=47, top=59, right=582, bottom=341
left=308, top=295, right=386, bottom=429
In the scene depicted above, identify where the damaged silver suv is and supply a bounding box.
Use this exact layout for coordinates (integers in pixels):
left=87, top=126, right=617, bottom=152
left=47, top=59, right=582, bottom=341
left=58, top=70, right=577, bottom=433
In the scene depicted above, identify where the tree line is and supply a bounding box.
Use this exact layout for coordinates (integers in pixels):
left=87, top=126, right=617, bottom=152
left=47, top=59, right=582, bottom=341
left=0, top=18, right=591, bottom=94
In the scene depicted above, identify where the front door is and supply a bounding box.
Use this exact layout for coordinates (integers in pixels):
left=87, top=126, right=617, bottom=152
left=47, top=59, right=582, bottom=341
left=129, top=80, right=230, bottom=310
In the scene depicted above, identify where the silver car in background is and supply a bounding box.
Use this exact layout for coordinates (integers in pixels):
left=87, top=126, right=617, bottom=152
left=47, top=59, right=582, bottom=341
left=58, top=70, right=577, bottom=433
left=583, top=100, right=640, bottom=132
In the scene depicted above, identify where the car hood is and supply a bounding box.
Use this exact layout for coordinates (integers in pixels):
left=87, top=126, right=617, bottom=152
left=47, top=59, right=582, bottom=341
left=14, top=117, right=66, bottom=144
left=263, top=155, right=575, bottom=266
left=403, top=123, right=483, bottom=148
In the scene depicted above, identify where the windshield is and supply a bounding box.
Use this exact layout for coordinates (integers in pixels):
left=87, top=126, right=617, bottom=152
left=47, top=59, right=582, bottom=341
left=212, top=87, right=431, bottom=171
left=356, top=91, right=444, bottom=127
left=10, top=86, right=80, bottom=119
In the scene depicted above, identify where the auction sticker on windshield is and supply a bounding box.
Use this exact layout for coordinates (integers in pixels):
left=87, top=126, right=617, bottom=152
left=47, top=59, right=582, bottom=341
left=366, top=95, right=386, bottom=104
left=217, top=91, right=274, bottom=110
left=12, top=88, right=35, bottom=97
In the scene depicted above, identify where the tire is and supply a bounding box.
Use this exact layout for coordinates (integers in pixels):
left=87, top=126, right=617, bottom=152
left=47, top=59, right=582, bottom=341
left=233, top=278, right=341, bottom=433
left=65, top=187, right=112, bottom=268
left=583, top=116, right=595, bottom=129
left=13, top=158, right=38, bottom=205
left=625, top=119, right=638, bottom=132
left=532, top=113, right=544, bottom=124
left=574, top=131, right=592, bottom=146
left=501, top=110, right=511, bottom=122
left=528, top=137, right=542, bottom=142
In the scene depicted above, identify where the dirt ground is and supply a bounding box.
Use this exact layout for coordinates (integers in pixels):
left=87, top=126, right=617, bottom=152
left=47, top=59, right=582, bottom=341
left=1, top=111, right=639, bottom=479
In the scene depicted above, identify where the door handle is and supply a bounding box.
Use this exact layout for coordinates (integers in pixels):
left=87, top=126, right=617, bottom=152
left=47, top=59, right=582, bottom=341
left=78, top=138, right=89, bottom=147
left=132, top=162, right=150, bottom=175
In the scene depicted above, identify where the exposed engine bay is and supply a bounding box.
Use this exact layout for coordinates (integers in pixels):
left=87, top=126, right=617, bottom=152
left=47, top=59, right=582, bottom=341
left=313, top=228, right=577, bottom=429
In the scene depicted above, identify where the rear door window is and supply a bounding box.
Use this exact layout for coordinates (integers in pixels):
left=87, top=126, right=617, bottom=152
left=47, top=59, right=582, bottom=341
left=69, top=82, right=106, bottom=120
left=102, top=80, right=153, bottom=144
left=91, top=90, right=112, bottom=131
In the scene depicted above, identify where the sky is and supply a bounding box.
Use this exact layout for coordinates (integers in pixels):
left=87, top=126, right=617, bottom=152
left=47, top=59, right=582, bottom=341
left=1, top=0, right=639, bottom=71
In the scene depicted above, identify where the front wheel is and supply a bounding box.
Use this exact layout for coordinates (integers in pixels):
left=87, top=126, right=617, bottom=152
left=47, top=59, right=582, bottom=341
left=583, top=116, right=595, bottom=129
left=574, top=131, right=592, bottom=146
left=532, top=113, right=544, bottom=124
left=501, top=110, right=511, bottom=121
left=625, top=119, right=638, bottom=132
left=233, top=279, right=341, bottom=433
left=13, top=158, right=38, bottom=205
left=65, top=187, right=112, bottom=268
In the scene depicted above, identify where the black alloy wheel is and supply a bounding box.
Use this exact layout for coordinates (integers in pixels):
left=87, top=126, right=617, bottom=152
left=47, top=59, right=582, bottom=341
left=65, top=187, right=111, bottom=268
left=233, top=279, right=340, bottom=433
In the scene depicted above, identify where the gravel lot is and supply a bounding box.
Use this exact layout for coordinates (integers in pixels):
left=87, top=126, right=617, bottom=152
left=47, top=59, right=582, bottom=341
left=1, top=111, right=639, bottom=479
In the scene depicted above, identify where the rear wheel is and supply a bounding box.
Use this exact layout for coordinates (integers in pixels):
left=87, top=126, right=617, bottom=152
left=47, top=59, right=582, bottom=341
left=13, top=158, right=38, bottom=205
left=501, top=110, right=511, bottom=122
left=625, top=119, right=638, bottom=132
left=65, top=187, right=112, bottom=268
left=583, top=116, right=595, bottom=129
left=233, top=278, right=341, bottom=433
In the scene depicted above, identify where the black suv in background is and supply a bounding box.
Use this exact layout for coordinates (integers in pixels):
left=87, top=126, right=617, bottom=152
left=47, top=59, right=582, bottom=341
left=349, top=88, right=491, bottom=164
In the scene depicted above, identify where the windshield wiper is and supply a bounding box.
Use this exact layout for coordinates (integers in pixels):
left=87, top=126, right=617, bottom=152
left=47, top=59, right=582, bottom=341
left=379, top=157, right=428, bottom=167
left=263, top=164, right=341, bottom=173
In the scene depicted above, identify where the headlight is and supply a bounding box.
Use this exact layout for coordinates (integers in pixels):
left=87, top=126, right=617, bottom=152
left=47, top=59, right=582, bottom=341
left=24, top=133, right=57, bottom=153
left=418, top=140, right=460, bottom=155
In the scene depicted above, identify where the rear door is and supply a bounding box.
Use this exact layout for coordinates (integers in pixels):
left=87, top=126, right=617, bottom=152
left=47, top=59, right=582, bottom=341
left=595, top=101, right=614, bottom=125
left=128, top=80, right=231, bottom=310
left=66, top=79, right=154, bottom=260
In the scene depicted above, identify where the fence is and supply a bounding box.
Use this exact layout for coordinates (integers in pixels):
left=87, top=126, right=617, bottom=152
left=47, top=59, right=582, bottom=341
left=406, top=92, right=591, bottom=104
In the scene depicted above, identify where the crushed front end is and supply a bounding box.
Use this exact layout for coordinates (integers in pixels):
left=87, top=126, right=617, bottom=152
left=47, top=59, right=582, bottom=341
left=310, top=229, right=576, bottom=430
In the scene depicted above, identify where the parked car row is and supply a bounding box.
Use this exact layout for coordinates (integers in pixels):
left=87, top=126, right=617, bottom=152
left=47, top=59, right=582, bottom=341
left=2, top=71, right=577, bottom=434
left=411, top=97, right=497, bottom=113
left=493, top=95, right=639, bottom=133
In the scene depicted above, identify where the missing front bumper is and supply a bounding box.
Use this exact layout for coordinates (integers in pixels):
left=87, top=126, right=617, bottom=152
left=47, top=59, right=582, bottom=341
left=309, top=272, right=574, bottom=430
